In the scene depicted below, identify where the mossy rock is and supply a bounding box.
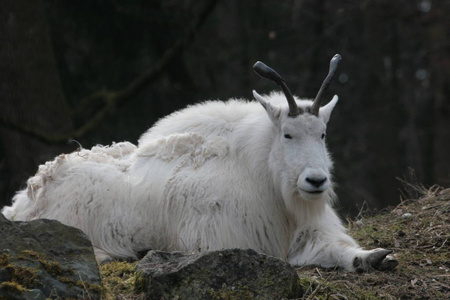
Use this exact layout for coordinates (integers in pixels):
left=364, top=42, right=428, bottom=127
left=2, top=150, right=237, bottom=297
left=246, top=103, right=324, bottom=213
left=0, top=214, right=102, bottom=299
left=137, top=248, right=303, bottom=299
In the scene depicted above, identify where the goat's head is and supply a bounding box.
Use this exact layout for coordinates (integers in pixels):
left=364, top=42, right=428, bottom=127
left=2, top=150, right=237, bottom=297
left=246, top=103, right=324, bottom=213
left=253, top=55, right=341, bottom=202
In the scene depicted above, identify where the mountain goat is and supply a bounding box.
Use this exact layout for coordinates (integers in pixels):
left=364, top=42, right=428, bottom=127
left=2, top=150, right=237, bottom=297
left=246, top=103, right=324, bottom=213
left=2, top=54, right=398, bottom=272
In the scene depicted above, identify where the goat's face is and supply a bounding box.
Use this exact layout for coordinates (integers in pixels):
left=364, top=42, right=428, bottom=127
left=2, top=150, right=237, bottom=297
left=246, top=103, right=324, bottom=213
left=252, top=55, right=341, bottom=202
left=254, top=91, right=338, bottom=201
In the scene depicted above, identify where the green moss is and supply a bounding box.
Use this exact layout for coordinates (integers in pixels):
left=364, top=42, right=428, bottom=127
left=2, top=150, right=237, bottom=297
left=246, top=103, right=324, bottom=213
left=42, top=260, right=66, bottom=277
left=18, top=250, right=40, bottom=260
left=18, top=250, right=67, bottom=277
left=0, top=254, right=10, bottom=267
left=100, top=261, right=144, bottom=300
left=86, top=283, right=104, bottom=295
left=0, top=281, right=26, bottom=293
left=0, top=259, right=41, bottom=294
left=57, top=276, right=104, bottom=296
left=11, top=249, right=103, bottom=298
left=7, top=265, right=40, bottom=288
left=57, top=276, right=78, bottom=285
left=133, top=271, right=146, bottom=294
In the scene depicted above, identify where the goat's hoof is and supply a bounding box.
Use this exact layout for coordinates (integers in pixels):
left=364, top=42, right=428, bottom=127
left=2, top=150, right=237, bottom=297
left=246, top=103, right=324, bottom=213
left=353, top=248, right=399, bottom=272
left=376, top=254, right=399, bottom=271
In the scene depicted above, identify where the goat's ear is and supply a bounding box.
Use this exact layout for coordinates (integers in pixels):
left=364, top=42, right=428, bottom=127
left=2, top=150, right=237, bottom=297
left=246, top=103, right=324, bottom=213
left=319, top=95, right=338, bottom=124
left=253, top=90, right=281, bottom=123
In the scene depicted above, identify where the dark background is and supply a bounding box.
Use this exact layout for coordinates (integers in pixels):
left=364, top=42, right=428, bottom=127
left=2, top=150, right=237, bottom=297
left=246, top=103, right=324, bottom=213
left=1, top=0, right=449, bottom=216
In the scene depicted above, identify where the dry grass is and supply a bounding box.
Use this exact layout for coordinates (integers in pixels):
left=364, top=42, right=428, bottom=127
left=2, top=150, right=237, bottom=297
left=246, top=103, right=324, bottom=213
left=296, top=185, right=450, bottom=299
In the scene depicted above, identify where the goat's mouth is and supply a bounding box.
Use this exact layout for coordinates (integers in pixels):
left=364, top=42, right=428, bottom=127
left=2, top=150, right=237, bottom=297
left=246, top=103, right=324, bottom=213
left=299, top=188, right=325, bottom=195
left=296, top=188, right=326, bottom=201
left=306, top=190, right=323, bottom=194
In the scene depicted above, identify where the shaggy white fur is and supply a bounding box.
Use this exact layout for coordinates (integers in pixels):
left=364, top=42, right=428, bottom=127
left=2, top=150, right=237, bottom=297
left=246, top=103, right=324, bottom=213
left=2, top=92, right=395, bottom=272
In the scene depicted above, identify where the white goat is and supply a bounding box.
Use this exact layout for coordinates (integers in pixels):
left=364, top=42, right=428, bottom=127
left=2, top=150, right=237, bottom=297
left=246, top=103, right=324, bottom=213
left=2, top=55, right=397, bottom=272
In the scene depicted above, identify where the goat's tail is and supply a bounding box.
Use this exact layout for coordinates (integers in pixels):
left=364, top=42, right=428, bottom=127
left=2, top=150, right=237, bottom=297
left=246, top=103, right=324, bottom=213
left=2, top=189, right=35, bottom=221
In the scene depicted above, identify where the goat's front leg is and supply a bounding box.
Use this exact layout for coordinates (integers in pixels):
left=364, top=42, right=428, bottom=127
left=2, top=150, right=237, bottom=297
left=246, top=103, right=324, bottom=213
left=351, top=248, right=398, bottom=272
left=287, top=225, right=398, bottom=272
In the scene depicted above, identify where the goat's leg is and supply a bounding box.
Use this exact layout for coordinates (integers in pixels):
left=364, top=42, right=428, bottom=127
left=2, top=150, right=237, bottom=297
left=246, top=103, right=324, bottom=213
left=287, top=227, right=398, bottom=272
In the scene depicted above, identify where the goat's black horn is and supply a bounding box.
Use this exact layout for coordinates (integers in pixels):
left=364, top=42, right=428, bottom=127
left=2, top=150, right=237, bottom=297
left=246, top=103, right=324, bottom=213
left=310, top=54, right=341, bottom=116
left=253, top=61, right=302, bottom=117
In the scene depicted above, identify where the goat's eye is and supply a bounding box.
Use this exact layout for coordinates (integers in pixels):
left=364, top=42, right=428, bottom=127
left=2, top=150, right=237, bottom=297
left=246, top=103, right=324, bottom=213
left=321, top=133, right=326, bottom=139
left=284, top=134, right=292, bottom=139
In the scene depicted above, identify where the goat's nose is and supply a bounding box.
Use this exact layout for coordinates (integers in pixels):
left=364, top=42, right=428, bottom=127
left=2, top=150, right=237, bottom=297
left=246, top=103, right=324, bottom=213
left=306, top=177, right=327, bottom=188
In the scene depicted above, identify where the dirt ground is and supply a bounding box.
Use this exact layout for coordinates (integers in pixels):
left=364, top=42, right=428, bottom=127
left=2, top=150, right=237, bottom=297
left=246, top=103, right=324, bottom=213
left=100, top=185, right=449, bottom=299
left=296, top=185, right=450, bottom=299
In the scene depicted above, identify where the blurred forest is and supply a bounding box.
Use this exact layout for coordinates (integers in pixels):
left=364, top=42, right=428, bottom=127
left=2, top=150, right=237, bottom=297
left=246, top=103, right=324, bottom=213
left=0, top=0, right=449, bottom=216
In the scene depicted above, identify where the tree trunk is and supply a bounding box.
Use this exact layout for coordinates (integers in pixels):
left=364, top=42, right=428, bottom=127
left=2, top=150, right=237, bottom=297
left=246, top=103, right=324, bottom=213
left=0, top=0, right=73, bottom=206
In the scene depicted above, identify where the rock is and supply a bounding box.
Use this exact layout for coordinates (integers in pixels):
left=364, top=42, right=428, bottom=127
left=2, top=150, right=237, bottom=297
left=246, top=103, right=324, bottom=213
left=401, top=213, right=413, bottom=219
left=0, top=213, right=102, bottom=299
left=137, top=248, right=302, bottom=299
